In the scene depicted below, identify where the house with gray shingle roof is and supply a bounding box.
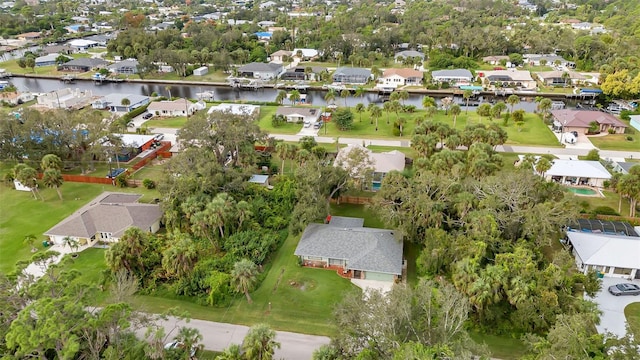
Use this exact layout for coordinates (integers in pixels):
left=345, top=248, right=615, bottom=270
left=332, top=67, right=371, bottom=85
left=44, top=192, right=162, bottom=246
left=431, top=69, right=473, bottom=87
left=237, top=62, right=283, bottom=80
left=294, top=216, right=404, bottom=282
left=58, top=58, right=108, bottom=72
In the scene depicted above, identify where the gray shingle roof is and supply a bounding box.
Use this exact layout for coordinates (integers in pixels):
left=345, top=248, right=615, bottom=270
left=431, top=69, right=473, bottom=78
left=294, top=223, right=403, bottom=275
left=238, top=62, right=282, bottom=72
left=44, top=192, right=162, bottom=239
left=63, top=58, right=108, bottom=67
left=333, top=67, right=372, bottom=77
left=328, top=216, right=364, bottom=228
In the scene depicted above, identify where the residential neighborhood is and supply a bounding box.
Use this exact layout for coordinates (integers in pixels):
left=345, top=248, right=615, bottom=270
left=1, top=0, right=640, bottom=359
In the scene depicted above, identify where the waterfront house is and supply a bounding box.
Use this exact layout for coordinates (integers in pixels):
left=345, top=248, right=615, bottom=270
left=237, top=62, right=283, bottom=80
left=430, top=69, right=473, bottom=87
left=380, top=68, right=423, bottom=86
left=332, top=67, right=371, bottom=85
left=58, top=58, right=108, bottom=72
left=551, top=110, right=628, bottom=135
left=92, top=93, right=150, bottom=112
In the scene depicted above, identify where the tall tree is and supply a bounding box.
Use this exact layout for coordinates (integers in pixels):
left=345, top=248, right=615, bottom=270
left=231, top=259, right=259, bottom=303
left=354, top=103, right=365, bottom=122
left=242, top=324, right=280, bottom=360
left=463, top=89, right=473, bottom=113
left=450, top=104, right=461, bottom=128
left=41, top=168, right=64, bottom=200
left=507, top=94, right=520, bottom=114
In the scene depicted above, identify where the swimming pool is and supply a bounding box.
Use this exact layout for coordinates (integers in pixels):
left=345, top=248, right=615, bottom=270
left=567, top=187, right=598, bottom=196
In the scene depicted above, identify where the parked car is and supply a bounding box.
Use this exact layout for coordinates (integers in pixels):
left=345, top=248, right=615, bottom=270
left=608, top=283, right=640, bottom=296
left=153, top=133, right=164, bottom=141
left=106, top=168, right=126, bottom=179
left=303, top=120, right=312, bottom=128
left=313, top=121, right=323, bottom=129
left=143, top=112, right=153, bottom=120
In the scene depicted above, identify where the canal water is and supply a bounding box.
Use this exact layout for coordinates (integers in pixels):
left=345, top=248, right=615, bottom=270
left=9, top=76, right=577, bottom=112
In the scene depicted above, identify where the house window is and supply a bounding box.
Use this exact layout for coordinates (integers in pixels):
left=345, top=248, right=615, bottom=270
left=306, top=256, right=323, bottom=261
left=613, top=267, right=632, bottom=275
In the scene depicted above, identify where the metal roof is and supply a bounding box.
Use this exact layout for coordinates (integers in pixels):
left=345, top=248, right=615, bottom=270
left=568, top=219, right=638, bottom=237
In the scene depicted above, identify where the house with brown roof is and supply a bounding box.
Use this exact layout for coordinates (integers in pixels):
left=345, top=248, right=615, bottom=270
left=270, top=50, right=292, bottom=63
left=147, top=98, right=202, bottom=117
left=380, top=68, right=423, bottom=86
left=480, top=69, right=536, bottom=89
left=16, top=31, right=41, bottom=41
left=44, top=192, right=162, bottom=246
left=551, top=110, right=628, bottom=135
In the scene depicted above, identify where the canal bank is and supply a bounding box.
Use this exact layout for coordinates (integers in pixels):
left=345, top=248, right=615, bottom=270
left=8, top=73, right=592, bottom=111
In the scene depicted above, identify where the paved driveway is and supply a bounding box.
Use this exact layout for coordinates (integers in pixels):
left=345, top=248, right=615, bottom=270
left=587, top=277, right=640, bottom=338
left=297, top=126, right=319, bottom=137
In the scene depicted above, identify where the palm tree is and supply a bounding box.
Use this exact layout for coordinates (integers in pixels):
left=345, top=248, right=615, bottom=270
left=242, top=324, right=280, bottom=360
left=42, top=168, right=64, bottom=200
left=340, top=89, right=350, bottom=108
left=390, top=100, right=401, bottom=122
left=399, top=90, right=409, bottom=105
left=324, top=89, right=336, bottom=105
left=422, top=96, right=436, bottom=109
left=174, top=327, right=203, bottom=360
left=535, top=157, right=552, bottom=177
left=450, top=104, right=461, bottom=128
left=370, top=105, right=382, bottom=131
left=275, top=90, right=287, bottom=105
left=354, top=103, right=365, bottom=122
left=383, top=101, right=392, bottom=124
left=507, top=94, right=520, bottom=114
left=397, top=117, right=406, bottom=136
left=218, top=344, right=243, bottom=360
left=41, top=154, right=62, bottom=171
left=289, top=90, right=301, bottom=105
left=16, top=165, right=41, bottom=200
left=463, top=89, right=473, bottom=113
left=231, top=259, right=259, bottom=303
left=424, top=106, right=436, bottom=119
left=354, top=86, right=365, bottom=100
left=538, top=98, right=552, bottom=121
left=62, top=236, right=79, bottom=255
left=121, top=98, right=131, bottom=107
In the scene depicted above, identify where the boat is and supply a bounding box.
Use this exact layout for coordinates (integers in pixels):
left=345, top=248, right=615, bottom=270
left=0, top=80, right=10, bottom=90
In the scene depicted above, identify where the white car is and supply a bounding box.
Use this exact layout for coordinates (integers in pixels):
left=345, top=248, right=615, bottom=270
left=303, top=120, right=312, bottom=128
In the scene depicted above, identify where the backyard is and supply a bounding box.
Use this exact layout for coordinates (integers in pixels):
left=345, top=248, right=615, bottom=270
left=625, top=302, right=640, bottom=339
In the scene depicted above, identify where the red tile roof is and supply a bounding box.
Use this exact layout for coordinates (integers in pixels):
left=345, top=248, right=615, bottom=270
left=551, top=110, right=628, bottom=128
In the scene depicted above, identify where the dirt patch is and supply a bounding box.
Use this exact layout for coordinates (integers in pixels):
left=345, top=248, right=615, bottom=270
left=289, top=279, right=316, bottom=291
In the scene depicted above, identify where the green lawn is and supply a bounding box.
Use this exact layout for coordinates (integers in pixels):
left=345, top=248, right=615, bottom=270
left=144, top=116, right=187, bottom=128
left=66, top=248, right=109, bottom=286
left=589, top=134, right=639, bottom=151
left=470, top=331, right=527, bottom=359
left=624, top=302, right=640, bottom=339
left=577, top=190, right=631, bottom=217
left=131, top=162, right=166, bottom=182
left=132, top=231, right=356, bottom=336
left=319, top=109, right=560, bottom=147
left=0, top=183, right=105, bottom=274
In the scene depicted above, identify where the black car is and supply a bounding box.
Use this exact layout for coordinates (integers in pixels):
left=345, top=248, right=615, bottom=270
left=313, top=121, right=323, bottom=129
left=608, top=283, right=640, bottom=296
left=143, top=113, right=153, bottom=120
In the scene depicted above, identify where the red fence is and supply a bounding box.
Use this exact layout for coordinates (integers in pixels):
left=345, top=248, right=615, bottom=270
left=61, top=174, right=113, bottom=184
left=329, top=196, right=373, bottom=205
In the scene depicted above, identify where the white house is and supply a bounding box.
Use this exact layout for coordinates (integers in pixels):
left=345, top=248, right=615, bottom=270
left=37, top=88, right=93, bottom=109
left=275, top=107, right=321, bottom=123
left=92, top=93, right=150, bottom=112
left=543, top=160, right=611, bottom=187
left=147, top=98, right=200, bottom=117
left=566, top=231, right=640, bottom=279
left=208, top=103, right=260, bottom=117
left=380, top=68, right=423, bottom=86
left=44, top=192, right=162, bottom=246
left=430, top=69, right=473, bottom=87
left=480, top=69, right=536, bottom=90
left=291, top=48, right=319, bottom=61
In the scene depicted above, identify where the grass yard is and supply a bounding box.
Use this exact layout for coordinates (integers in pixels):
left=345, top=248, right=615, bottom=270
left=131, top=161, right=166, bottom=182
left=576, top=190, right=631, bottom=217
left=625, top=302, right=640, bottom=339
left=65, top=248, right=109, bottom=287
left=144, top=116, right=187, bottom=128
left=470, top=331, right=527, bottom=360
left=319, top=109, right=560, bottom=147
left=0, top=183, right=105, bottom=274
left=133, top=232, right=357, bottom=336
left=589, top=134, right=639, bottom=151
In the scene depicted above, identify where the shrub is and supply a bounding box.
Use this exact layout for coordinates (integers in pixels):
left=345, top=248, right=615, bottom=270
left=142, top=178, right=155, bottom=189
left=626, top=136, right=634, bottom=141
left=592, top=206, right=619, bottom=216
left=115, top=173, right=128, bottom=188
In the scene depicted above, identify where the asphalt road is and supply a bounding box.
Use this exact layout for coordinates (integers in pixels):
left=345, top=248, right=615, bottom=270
left=140, top=316, right=330, bottom=359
